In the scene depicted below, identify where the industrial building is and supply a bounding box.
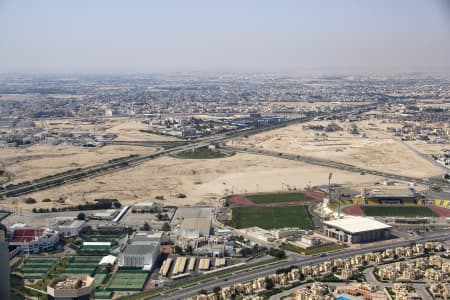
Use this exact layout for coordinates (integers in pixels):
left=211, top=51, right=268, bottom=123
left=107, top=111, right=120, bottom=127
left=323, top=217, right=391, bottom=243
left=179, top=217, right=212, bottom=239
left=0, top=223, right=10, bottom=300
left=8, top=225, right=60, bottom=254
left=47, top=275, right=95, bottom=300
left=119, top=244, right=160, bottom=270
left=118, top=231, right=161, bottom=270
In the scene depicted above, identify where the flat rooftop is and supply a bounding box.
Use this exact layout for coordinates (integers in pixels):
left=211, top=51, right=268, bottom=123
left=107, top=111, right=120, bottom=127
left=179, top=217, right=211, bottom=231
left=171, top=206, right=213, bottom=225
left=123, top=243, right=158, bottom=256
left=49, top=275, right=94, bottom=290
left=367, top=189, right=416, bottom=198
left=323, top=217, right=391, bottom=234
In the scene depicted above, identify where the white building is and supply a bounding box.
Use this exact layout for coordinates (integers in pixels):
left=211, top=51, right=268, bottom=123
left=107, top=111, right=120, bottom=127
left=118, top=231, right=162, bottom=270
left=119, top=244, right=160, bottom=270
left=57, top=220, right=85, bottom=236
left=323, top=217, right=391, bottom=244
left=9, top=225, right=60, bottom=254
left=300, top=235, right=321, bottom=247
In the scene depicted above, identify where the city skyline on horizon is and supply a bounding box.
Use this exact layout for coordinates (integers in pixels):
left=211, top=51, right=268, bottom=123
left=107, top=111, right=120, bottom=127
left=1, top=0, right=450, bottom=74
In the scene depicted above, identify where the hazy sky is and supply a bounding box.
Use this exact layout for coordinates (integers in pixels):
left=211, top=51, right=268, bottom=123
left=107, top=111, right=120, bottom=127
left=1, top=0, right=450, bottom=74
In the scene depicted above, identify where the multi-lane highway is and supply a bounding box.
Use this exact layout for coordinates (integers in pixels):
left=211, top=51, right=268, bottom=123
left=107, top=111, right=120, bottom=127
left=144, top=231, right=450, bottom=300
left=0, top=105, right=375, bottom=199
left=227, top=146, right=449, bottom=188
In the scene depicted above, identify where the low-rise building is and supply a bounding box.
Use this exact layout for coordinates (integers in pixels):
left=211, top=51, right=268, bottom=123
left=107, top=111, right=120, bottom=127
left=323, top=217, right=391, bottom=243
left=132, top=202, right=164, bottom=213
left=56, top=220, right=85, bottom=236
left=47, top=275, right=95, bottom=300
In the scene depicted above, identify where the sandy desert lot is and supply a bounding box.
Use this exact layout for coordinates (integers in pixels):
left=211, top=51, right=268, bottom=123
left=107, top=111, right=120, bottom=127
left=0, top=144, right=154, bottom=184
left=36, top=117, right=180, bottom=142
left=7, top=153, right=385, bottom=208
left=229, top=119, right=444, bottom=178
left=405, top=140, right=450, bottom=155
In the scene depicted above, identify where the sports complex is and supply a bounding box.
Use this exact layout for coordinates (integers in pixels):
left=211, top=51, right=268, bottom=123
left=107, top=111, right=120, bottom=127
left=228, top=191, right=325, bottom=230
left=334, top=190, right=450, bottom=218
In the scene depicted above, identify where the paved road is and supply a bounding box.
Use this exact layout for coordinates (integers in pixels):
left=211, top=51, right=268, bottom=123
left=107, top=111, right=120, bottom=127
left=146, top=231, right=449, bottom=300
left=1, top=105, right=377, bottom=199
left=228, top=146, right=450, bottom=188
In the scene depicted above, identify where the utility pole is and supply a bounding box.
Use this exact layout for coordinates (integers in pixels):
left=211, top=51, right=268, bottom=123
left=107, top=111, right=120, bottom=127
left=338, top=187, right=341, bottom=219
left=328, top=172, right=333, bottom=199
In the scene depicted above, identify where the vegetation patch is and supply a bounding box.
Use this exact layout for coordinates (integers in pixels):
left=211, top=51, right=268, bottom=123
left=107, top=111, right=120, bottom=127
left=362, top=206, right=437, bottom=217
left=174, top=147, right=231, bottom=159
left=232, top=206, right=313, bottom=229
left=280, top=243, right=347, bottom=255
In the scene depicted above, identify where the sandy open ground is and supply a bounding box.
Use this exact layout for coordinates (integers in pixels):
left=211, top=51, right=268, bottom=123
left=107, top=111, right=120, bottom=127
left=6, top=153, right=386, bottom=209
left=37, top=117, right=180, bottom=142
left=0, top=144, right=154, bottom=184
left=229, top=119, right=444, bottom=178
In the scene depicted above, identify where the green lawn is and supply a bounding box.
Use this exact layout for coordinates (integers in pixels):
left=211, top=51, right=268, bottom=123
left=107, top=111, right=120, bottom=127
left=175, top=148, right=227, bottom=159
left=362, top=206, right=437, bottom=217
left=247, top=192, right=313, bottom=204
left=107, top=270, right=149, bottom=291
left=280, top=243, right=347, bottom=255
left=232, top=206, right=313, bottom=229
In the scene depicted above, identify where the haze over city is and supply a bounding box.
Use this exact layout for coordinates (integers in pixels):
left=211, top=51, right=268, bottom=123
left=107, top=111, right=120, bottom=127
left=1, top=0, right=450, bottom=73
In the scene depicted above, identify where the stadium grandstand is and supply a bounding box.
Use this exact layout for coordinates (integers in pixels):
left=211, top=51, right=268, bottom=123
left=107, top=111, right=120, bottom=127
left=8, top=225, right=59, bottom=254
left=364, top=188, right=417, bottom=204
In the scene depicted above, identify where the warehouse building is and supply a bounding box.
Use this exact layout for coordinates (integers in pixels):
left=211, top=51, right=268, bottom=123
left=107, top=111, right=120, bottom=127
left=323, top=217, right=391, bottom=244
left=118, top=231, right=162, bottom=270
left=119, top=244, right=160, bottom=270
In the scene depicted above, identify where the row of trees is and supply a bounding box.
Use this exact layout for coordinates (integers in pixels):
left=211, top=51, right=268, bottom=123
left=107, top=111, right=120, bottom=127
left=32, top=200, right=122, bottom=213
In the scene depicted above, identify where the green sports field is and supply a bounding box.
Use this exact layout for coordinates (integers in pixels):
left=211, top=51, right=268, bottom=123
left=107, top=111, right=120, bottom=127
left=232, top=206, right=313, bottom=229
left=59, top=256, right=101, bottom=276
left=23, top=257, right=59, bottom=280
left=107, top=269, right=149, bottom=291
left=246, top=192, right=313, bottom=204
left=362, top=206, right=437, bottom=217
